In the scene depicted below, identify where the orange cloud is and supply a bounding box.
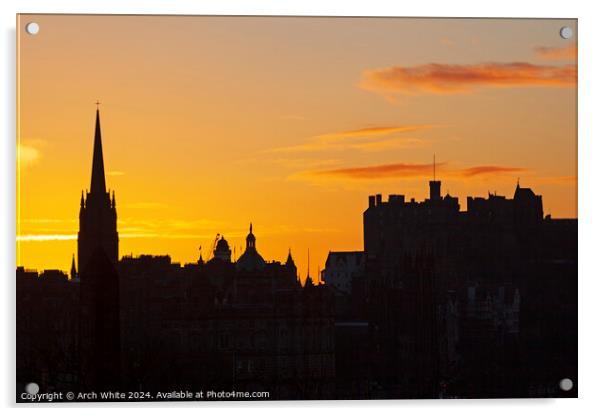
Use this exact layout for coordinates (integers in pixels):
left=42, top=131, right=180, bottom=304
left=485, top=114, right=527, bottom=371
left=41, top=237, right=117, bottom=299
left=361, top=62, right=576, bottom=95
left=265, top=125, right=432, bottom=153
left=317, top=125, right=431, bottom=140
left=348, top=137, right=425, bottom=151
left=312, top=162, right=442, bottom=179
left=456, top=165, right=527, bottom=177
left=534, top=43, right=577, bottom=61
left=309, top=162, right=525, bottom=180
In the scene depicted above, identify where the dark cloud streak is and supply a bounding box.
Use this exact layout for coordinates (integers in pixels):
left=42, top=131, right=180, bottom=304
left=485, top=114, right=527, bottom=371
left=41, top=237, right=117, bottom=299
left=310, top=162, right=526, bottom=180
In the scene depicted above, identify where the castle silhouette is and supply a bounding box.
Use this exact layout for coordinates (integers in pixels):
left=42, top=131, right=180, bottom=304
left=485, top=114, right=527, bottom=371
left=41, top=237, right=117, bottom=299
left=16, top=109, right=577, bottom=400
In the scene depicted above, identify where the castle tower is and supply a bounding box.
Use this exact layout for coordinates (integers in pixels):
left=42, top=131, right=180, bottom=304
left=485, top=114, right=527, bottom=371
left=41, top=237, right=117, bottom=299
left=429, top=154, right=441, bottom=201
left=78, top=108, right=119, bottom=272
left=429, top=180, right=441, bottom=201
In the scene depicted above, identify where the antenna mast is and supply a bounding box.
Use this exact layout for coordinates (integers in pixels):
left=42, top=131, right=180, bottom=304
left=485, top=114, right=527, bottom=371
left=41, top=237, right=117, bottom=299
left=307, top=248, right=310, bottom=278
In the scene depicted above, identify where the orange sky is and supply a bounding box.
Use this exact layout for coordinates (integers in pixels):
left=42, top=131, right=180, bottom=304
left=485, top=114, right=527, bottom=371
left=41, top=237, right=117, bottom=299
left=16, top=15, right=577, bottom=276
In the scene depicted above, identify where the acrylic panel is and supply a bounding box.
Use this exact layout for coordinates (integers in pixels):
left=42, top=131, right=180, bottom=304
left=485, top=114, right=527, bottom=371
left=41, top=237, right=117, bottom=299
left=16, top=15, right=577, bottom=402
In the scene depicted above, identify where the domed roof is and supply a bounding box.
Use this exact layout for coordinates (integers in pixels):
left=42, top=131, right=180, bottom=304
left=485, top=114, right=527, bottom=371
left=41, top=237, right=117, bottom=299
left=212, top=235, right=232, bottom=262
left=236, top=223, right=265, bottom=272
left=236, top=249, right=265, bottom=272
left=216, top=236, right=230, bottom=251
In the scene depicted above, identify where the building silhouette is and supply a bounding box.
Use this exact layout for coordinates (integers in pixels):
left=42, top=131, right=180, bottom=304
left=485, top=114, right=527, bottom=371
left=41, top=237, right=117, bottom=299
left=77, top=109, right=121, bottom=391
left=357, top=179, right=576, bottom=398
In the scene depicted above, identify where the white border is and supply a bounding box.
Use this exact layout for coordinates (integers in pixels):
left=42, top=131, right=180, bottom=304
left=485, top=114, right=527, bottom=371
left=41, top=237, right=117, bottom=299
left=3, top=1, right=601, bottom=414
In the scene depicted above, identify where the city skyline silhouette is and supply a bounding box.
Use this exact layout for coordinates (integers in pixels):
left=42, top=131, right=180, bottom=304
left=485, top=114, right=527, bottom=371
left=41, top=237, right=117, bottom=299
left=17, top=15, right=577, bottom=273
left=17, top=106, right=576, bottom=281
left=16, top=106, right=577, bottom=400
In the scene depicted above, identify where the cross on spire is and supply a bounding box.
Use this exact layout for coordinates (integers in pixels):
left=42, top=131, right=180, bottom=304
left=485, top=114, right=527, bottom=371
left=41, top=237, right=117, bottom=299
left=95, top=100, right=101, bottom=110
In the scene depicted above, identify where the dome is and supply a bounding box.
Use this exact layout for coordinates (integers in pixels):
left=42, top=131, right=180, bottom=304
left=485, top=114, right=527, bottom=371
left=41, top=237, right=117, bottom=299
left=216, top=236, right=229, bottom=251
left=213, top=236, right=232, bottom=262
left=236, top=249, right=265, bottom=272
left=236, top=223, right=265, bottom=272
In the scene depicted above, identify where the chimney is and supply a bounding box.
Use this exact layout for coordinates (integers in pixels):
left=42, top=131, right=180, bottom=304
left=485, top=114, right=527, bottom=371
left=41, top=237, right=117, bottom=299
left=368, top=195, right=376, bottom=208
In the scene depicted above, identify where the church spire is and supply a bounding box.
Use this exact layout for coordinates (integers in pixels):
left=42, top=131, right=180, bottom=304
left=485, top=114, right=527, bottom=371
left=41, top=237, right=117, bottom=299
left=70, top=254, right=77, bottom=280
left=78, top=105, right=119, bottom=271
left=90, top=107, right=107, bottom=195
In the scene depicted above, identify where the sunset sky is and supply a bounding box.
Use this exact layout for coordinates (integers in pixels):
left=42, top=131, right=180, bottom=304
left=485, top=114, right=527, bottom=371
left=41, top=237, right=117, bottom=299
left=17, top=15, right=577, bottom=277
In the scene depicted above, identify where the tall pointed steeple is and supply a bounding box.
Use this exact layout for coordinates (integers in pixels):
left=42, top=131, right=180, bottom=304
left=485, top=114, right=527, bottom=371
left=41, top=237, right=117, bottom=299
left=286, top=248, right=295, bottom=266
left=70, top=254, right=77, bottom=280
left=90, top=108, right=106, bottom=195
left=78, top=106, right=119, bottom=272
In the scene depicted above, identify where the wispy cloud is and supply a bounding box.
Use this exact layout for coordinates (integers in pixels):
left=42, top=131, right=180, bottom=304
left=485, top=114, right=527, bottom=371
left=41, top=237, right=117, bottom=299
left=17, top=234, right=77, bottom=242
left=16, top=233, right=218, bottom=242
left=264, top=125, right=433, bottom=154
left=302, top=161, right=526, bottom=180
left=311, top=162, right=441, bottom=179
left=317, top=126, right=430, bottom=140
left=17, top=140, right=45, bottom=169
left=20, top=218, right=76, bottom=224
left=18, top=217, right=229, bottom=243
left=440, top=37, right=455, bottom=46
left=456, top=165, right=527, bottom=177
left=269, top=158, right=342, bottom=169
left=17, top=222, right=342, bottom=243
left=348, top=137, right=425, bottom=152
left=534, top=43, right=577, bottom=61
left=118, top=217, right=226, bottom=232
left=361, top=62, right=576, bottom=95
